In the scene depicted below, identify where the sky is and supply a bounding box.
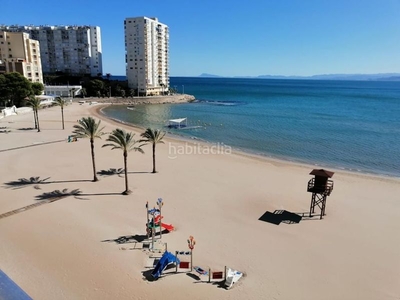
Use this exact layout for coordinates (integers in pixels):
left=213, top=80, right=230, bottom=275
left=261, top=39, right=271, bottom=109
left=2, top=0, right=400, bottom=77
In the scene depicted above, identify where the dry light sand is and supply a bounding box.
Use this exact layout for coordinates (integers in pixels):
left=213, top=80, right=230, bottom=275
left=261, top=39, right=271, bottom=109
left=0, top=102, right=399, bottom=300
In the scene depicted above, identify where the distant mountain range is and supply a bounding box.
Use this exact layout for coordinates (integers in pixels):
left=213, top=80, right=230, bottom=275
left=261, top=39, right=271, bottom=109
left=198, top=73, right=400, bottom=81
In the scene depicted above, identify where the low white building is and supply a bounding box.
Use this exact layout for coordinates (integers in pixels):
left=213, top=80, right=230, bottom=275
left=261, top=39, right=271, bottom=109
left=44, top=85, right=82, bottom=97
left=37, top=95, right=56, bottom=106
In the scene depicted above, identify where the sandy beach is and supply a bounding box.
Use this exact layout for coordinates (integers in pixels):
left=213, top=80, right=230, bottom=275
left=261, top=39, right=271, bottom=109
left=0, top=103, right=399, bottom=300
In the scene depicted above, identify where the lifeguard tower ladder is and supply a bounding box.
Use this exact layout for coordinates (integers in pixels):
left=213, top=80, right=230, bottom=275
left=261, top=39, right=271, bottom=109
left=307, top=169, right=334, bottom=219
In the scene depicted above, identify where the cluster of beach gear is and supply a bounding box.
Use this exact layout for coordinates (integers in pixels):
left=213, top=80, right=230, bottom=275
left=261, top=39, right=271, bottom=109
left=142, top=198, right=243, bottom=289
left=150, top=251, right=243, bottom=289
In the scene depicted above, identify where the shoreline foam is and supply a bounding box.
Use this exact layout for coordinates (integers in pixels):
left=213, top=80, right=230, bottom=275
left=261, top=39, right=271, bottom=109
left=93, top=103, right=400, bottom=182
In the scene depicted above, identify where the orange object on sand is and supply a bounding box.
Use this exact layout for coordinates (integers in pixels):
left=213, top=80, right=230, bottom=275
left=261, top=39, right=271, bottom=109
left=161, top=223, right=174, bottom=231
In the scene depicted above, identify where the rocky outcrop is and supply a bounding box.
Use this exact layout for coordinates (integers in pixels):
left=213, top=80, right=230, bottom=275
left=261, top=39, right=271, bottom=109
left=78, top=94, right=195, bottom=105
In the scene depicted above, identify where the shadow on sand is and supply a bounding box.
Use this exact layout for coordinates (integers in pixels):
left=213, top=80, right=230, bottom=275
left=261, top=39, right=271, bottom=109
left=17, top=127, right=35, bottom=131
left=97, top=168, right=124, bottom=177
left=259, top=210, right=322, bottom=225
left=35, top=188, right=83, bottom=200
left=3, top=177, right=94, bottom=190
left=191, top=274, right=226, bottom=288
left=3, top=177, right=51, bottom=189
left=102, top=234, right=149, bottom=244
left=142, top=264, right=177, bottom=282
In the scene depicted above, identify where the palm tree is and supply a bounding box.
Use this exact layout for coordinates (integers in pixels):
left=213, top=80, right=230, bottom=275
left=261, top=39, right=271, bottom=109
left=54, top=97, right=67, bottom=129
left=140, top=128, right=166, bottom=173
left=72, top=117, right=105, bottom=182
left=81, top=88, right=87, bottom=98
left=26, top=96, right=42, bottom=132
left=102, top=129, right=144, bottom=195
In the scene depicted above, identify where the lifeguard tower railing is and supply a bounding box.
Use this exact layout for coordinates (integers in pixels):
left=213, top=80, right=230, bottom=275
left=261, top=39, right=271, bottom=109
left=307, top=178, right=334, bottom=196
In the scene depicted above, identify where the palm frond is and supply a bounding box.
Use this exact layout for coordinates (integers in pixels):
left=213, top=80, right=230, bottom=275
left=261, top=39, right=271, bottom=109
left=103, top=128, right=144, bottom=153
left=140, top=128, right=166, bottom=144
left=26, top=96, right=42, bottom=110
left=102, top=143, right=122, bottom=150
left=72, top=117, right=105, bottom=139
left=53, top=96, right=67, bottom=107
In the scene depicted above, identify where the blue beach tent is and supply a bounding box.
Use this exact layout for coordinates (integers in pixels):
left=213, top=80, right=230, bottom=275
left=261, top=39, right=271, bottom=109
left=151, top=251, right=180, bottom=279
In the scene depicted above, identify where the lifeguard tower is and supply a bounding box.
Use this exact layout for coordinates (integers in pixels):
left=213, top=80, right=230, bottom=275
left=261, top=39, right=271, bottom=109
left=307, top=169, right=334, bottom=219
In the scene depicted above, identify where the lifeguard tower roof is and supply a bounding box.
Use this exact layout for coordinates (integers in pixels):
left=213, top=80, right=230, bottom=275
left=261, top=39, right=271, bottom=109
left=309, top=169, right=334, bottom=178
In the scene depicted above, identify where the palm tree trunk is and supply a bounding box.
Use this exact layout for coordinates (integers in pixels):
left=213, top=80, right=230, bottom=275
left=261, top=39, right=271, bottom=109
left=90, top=138, right=98, bottom=182
left=33, top=109, right=37, bottom=129
left=61, top=106, right=65, bottom=130
left=36, top=109, right=40, bottom=132
left=152, top=143, right=156, bottom=173
left=123, top=151, right=131, bottom=195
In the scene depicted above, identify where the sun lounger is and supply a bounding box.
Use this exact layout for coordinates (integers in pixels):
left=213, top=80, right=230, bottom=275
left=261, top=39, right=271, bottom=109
left=224, top=268, right=243, bottom=289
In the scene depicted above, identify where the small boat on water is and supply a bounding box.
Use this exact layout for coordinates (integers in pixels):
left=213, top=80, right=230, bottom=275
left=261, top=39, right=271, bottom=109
left=127, top=106, right=135, bottom=110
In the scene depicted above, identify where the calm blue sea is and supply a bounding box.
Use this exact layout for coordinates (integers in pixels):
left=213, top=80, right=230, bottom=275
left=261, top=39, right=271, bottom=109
left=102, top=77, right=400, bottom=178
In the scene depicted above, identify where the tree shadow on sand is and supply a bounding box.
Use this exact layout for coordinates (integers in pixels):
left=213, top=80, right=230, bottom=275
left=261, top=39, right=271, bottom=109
left=4, top=176, right=51, bottom=189
left=35, top=189, right=123, bottom=201
left=35, top=188, right=84, bottom=200
left=97, top=168, right=124, bottom=177
left=97, top=169, right=152, bottom=177
left=17, top=127, right=35, bottom=131
left=4, top=176, right=94, bottom=190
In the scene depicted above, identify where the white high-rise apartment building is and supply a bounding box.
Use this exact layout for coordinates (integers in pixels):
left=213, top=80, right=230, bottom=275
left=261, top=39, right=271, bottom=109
left=0, top=25, right=102, bottom=77
left=0, top=31, right=43, bottom=83
left=125, top=17, right=169, bottom=96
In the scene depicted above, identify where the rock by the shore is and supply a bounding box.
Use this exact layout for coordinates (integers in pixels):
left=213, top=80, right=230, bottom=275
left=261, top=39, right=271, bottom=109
left=74, top=94, right=195, bottom=105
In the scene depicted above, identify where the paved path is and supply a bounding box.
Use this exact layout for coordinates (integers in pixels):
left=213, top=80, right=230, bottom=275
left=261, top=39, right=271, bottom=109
left=0, top=197, right=63, bottom=220
left=0, top=139, right=65, bottom=153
